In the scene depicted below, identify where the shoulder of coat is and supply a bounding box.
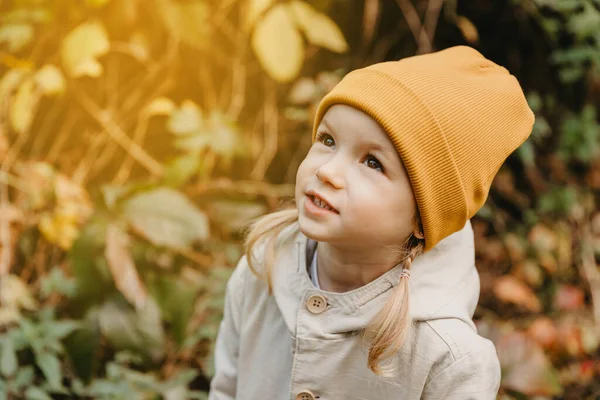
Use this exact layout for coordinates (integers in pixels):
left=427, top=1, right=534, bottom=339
left=419, top=318, right=496, bottom=362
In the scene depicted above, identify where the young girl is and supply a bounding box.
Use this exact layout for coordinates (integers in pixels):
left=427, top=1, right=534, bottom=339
left=209, top=46, right=534, bottom=400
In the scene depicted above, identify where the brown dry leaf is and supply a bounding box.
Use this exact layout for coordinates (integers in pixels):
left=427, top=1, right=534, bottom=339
left=527, top=317, right=557, bottom=350
left=556, top=320, right=585, bottom=357
left=456, top=16, right=479, bottom=44
left=512, top=260, right=544, bottom=288
left=503, top=233, right=527, bottom=262
left=484, top=238, right=507, bottom=263
left=0, top=204, right=23, bottom=224
left=559, top=360, right=596, bottom=387
left=529, top=224, right=558, bottom=253
left=105, top=224, right=148, bottom=309
left=493, top=275, right=542, bottom=312
left=553, top=284, right=585, bottom=311
left=497, top=331, right=563, bottom=396
left=555, top=223, right=572, bottom=270
left=537, top=252, right=558, bottom=275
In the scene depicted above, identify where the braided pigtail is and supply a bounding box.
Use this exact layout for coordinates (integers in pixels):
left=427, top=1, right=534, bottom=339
left=244, top=207, right=299, bottom=293
left=364, top=232, right=424, bottom=376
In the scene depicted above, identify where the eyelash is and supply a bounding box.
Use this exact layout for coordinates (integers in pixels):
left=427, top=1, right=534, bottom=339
left=315, top=132, right=385, bottom=173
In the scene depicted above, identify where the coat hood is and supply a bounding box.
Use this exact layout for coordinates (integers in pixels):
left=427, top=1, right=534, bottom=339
left=270, top=220, right=480, bottom=337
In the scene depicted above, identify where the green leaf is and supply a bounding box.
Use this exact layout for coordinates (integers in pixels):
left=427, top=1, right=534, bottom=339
left=252, top=4, right=305, bottom=82
left=134, top=297, right=166, bottom=360
left=35, top=351, right=62, bottom=389
left=24, top=387, right=53, bottom=400
left=40, top=268, right=77, bottom=299
left=13, top=365, right=35, bottom=389
left=98, top=299, right=143, bottom=353
left=98, top=297, right=165, bottom=361
left=64, top=310, right=100, bottom=382
left=123, top=187, right=209, bottom=249
left=69, top=217, right=113, bottom=305
left=0, top=23, right=34, bottom=52
left=209, top=200, right=267, bottom=233
left=47, top=320, right=79, bottom=340
left=61, top=21, right=109, bottom=78
left=164, top=154, right=201, bottom=187
left=567, top=2, right=600, bottom=39
left=0, top=338, right=18, bottom=378
left=151, top=276, right=199, bottom=346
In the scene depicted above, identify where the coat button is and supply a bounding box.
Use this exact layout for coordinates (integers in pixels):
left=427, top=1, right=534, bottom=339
left=306, top=294, right=327, bottom=314
left=296, top=389, right=316, bottom=400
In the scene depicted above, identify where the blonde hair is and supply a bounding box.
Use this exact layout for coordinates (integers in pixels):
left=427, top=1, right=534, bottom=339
left=244, top=205, right=424, bottom=376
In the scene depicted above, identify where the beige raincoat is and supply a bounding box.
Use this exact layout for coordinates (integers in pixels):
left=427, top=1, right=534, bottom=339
left=209, top=221, right=500, bottom=400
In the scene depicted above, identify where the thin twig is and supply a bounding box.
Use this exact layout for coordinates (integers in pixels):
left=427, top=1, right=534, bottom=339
left=394, top=0, right=431, bottom=52
left=250, top=80, right=278, bottom=180
left=74, top=87, right=163, bottom=177
left=0, top=181, right=11, bottom=276
left=578, top=222, right=600, bottom=334
left=0, top=170, right=32, bottom=193
left=47, top=111, right=77, bottom=164
left=72, top=131, right=107, bottom=185
left=358, top=0, right=381, bottom=64
left=113, top=111, right=150, bottom=185
left=188, top=178, right=294, bottom=200
left=418, top=0, right=446, bottom=54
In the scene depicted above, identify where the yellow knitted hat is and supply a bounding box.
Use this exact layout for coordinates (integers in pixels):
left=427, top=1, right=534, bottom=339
left=312, top=46, right=534, bottom=251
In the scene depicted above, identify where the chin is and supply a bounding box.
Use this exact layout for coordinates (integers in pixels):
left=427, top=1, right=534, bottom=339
left=297, top=216, right=333, bottom=243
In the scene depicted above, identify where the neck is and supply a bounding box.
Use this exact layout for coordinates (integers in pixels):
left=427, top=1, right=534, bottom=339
left=316, top=241, right=402, bottom=293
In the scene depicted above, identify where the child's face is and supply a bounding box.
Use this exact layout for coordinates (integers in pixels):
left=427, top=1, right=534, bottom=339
left=295, top=104, right=418, bottom=248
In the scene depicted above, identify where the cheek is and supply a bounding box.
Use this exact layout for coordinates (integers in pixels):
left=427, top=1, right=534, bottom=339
left=345, top=181, right=416, bottom=235
left=295, top=155, right=314, bottom=198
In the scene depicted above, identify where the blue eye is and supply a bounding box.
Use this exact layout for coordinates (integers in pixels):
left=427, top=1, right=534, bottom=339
left=365, top=154, right=384, bottom=172
left=317, top=132, right=335, bottom=147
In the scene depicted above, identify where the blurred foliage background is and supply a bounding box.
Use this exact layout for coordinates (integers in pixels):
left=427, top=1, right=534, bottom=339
left=0, top=0, right=599, bottom=399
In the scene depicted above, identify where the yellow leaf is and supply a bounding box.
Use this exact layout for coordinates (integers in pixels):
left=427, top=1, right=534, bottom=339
left=246, top=0, right=274, bottom=31
left=252, top=4, right=304, bottom=82
left=0, top=23, right=34, bottom=52
left=39, top=212, right=79, bottom=250
left=0, top=132, right=7, bottom=159
left=456, top=16, right=479, bottom=44
left=167, top=100, right=203, bottom=134
left=157, top=0, right=209, bottom=49
left=146, top=97, right=176, bottom=117
left=105, top=224, right=148, bottom=309
left=0, top=69, right=27, bottom=103
left=85, top=0, right=112, bottom=7
left=61, top=21, right=109, bottom=78
left=0, top=275, right=38, bottom=311
left=288, top=0, right=348, bottom=53
left=9, top=78, right=39, bottom=134
left=34, top=65, right=65, bottom=96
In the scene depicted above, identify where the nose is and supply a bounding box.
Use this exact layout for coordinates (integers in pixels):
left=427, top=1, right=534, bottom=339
left=316, top=154, right=345, bottom=189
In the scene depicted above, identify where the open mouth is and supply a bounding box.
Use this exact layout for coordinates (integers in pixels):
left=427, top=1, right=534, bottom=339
left=307, top=194, right=338, bottom=213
